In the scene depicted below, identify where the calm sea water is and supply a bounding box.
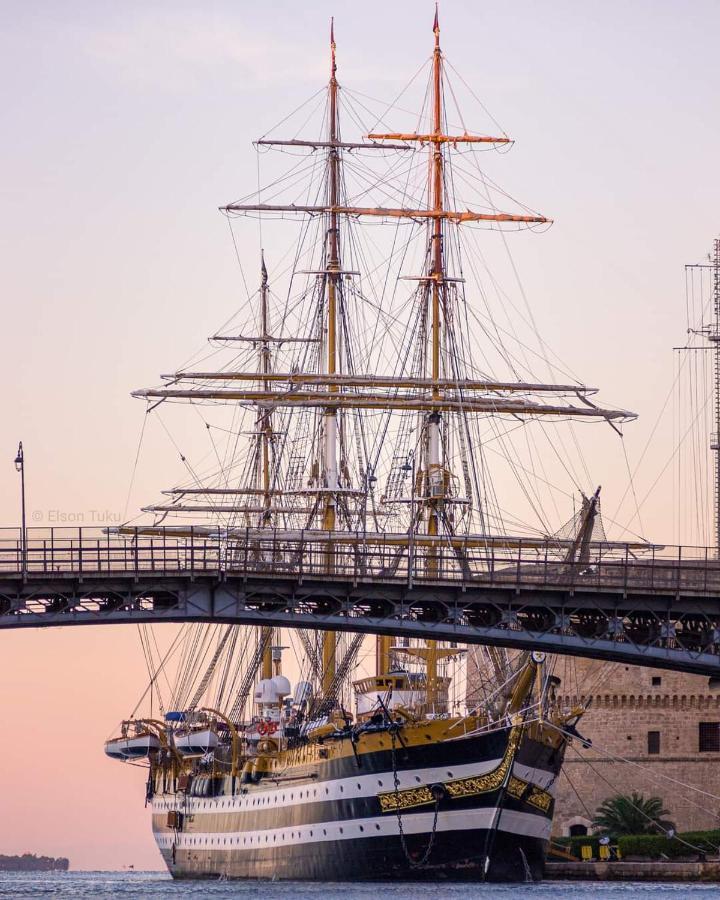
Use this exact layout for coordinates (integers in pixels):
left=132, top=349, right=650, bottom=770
left=0, top=874, right=717, bottom=899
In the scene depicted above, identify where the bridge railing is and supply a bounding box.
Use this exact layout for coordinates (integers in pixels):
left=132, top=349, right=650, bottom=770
left=1, top=527, right=720, bottom=595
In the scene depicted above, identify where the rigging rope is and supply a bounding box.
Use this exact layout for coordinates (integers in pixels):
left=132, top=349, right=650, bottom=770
left=563, top=738, right=720, bottom=854
left=187, top=626, right=237, bottom=712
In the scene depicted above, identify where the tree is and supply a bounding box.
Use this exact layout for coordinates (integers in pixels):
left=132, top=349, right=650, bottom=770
left=592, top=792, right=675, bottom=837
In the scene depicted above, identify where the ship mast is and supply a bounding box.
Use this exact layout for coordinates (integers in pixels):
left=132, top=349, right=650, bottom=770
left=259, top=251, right=273, bottom=528
left=132, top=10, right=638, bottom=712
left=377, top=12, right=446, bottom=683
left=259, top=251, right=274, bottom=680
left=321, top=20, right=341, bottom=694
left=427, top=7, right=444, bottom=543
left=376, top=11, right=463, bottom=700
left=425, top=9, right=445, bottom=706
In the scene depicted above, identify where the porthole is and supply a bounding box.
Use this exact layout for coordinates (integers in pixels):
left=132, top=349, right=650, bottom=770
left=375, top=824, right=381, bottom=831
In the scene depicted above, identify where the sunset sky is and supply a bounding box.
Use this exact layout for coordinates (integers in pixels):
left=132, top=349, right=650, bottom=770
left=1, top=0, right=720, bottom=870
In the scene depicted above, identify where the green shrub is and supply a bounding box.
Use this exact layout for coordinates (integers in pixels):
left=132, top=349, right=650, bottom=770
left=554, top=829, right=720, bottom=861
left=618, top=829, right=720, bottom=860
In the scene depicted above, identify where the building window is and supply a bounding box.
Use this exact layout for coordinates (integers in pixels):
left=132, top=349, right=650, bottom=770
left=569, top=824, right=588, bottom=836
left=699, top=722, right=720, bottom=752
left=651, top=676, right=662, bottom=687
left=647, top=731, right=660, bottom=755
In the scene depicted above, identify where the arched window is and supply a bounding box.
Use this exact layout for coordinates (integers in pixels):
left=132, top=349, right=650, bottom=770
left=565, top=816, right=592, bottom=837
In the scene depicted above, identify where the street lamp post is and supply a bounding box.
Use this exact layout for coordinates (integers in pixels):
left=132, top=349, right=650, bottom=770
left=14, top=442, right=26, bottom=575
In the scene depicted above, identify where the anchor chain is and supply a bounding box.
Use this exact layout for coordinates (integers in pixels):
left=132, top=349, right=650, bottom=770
left=390, top=729, right=440, bottom=868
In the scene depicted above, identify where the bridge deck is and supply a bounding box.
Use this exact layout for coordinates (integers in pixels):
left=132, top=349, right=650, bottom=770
left=2, top=527, right=720, bottom=675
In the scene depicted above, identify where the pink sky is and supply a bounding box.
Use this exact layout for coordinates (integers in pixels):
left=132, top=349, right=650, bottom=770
left=1, top=0, right=720, bottom=870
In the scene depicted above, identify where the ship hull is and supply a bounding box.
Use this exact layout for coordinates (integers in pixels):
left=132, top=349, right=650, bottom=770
left=158, top=825, right=546, bottom=881
left=151, top=724, right=563, bottom=882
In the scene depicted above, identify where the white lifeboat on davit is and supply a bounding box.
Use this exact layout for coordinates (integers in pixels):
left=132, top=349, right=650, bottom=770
left=105, top=731, right=160, bottom=761
left=174, top=728, right=219, bottom=756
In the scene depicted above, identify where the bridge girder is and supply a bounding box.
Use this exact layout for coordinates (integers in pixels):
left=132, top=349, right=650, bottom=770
left=2, top=573, right=720, bottom=676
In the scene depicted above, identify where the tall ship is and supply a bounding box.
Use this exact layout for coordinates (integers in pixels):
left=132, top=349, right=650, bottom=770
left=105, top=10, right=638, bottom=881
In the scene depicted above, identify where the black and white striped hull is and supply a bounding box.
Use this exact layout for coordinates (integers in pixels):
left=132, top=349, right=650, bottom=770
left=152, top=726, right=562, bottom=882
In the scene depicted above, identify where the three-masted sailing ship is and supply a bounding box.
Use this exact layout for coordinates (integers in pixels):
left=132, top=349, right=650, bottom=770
left=105, top=11, right=635, bottom=881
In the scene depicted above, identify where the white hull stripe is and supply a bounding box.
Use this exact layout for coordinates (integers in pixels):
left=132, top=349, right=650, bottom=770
left=154, top=808, right=551, bottom=852
left=512, top=761, right=557, bottom=795
left=153, top=759, right=555, bottom=816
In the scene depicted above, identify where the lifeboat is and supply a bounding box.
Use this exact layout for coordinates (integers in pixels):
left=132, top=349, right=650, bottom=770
left=105, top=732, right=160, bottom=760
left=174, top=728, right=218, bottom=756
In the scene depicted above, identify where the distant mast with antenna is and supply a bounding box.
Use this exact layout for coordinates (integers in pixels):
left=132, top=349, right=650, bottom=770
left=712, top=238, right=720, bottom=554
left=682, top=237, right=720, bottom=555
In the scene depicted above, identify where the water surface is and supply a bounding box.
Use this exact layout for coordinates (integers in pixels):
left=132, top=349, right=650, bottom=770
left=0, top=873, right=718, bottom=898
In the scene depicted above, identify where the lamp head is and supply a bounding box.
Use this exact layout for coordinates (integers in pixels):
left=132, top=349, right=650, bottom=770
left=14, top=442, right=23, bottom=472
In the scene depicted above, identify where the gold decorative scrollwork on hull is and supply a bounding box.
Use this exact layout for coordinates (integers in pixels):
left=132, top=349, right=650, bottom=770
left=504, top=774, right=553, bottom=813
left=506, top=775, right=527, bottom=800
left=378, top=785, right=435, bottom=812
left=526, top=786, right=553, bottom=813
left=378, top=726, right=522, bottom=813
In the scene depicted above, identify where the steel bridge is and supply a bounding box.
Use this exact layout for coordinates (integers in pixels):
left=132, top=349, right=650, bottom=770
left=3, top=526, right=720, bottom=676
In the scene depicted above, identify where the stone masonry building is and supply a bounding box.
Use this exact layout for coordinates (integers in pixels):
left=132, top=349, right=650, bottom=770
left=552, top=657, right=720, bottom=836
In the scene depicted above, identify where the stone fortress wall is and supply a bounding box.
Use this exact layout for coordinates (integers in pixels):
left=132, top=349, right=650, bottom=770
left=551, top=656, right=720, bottom=835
